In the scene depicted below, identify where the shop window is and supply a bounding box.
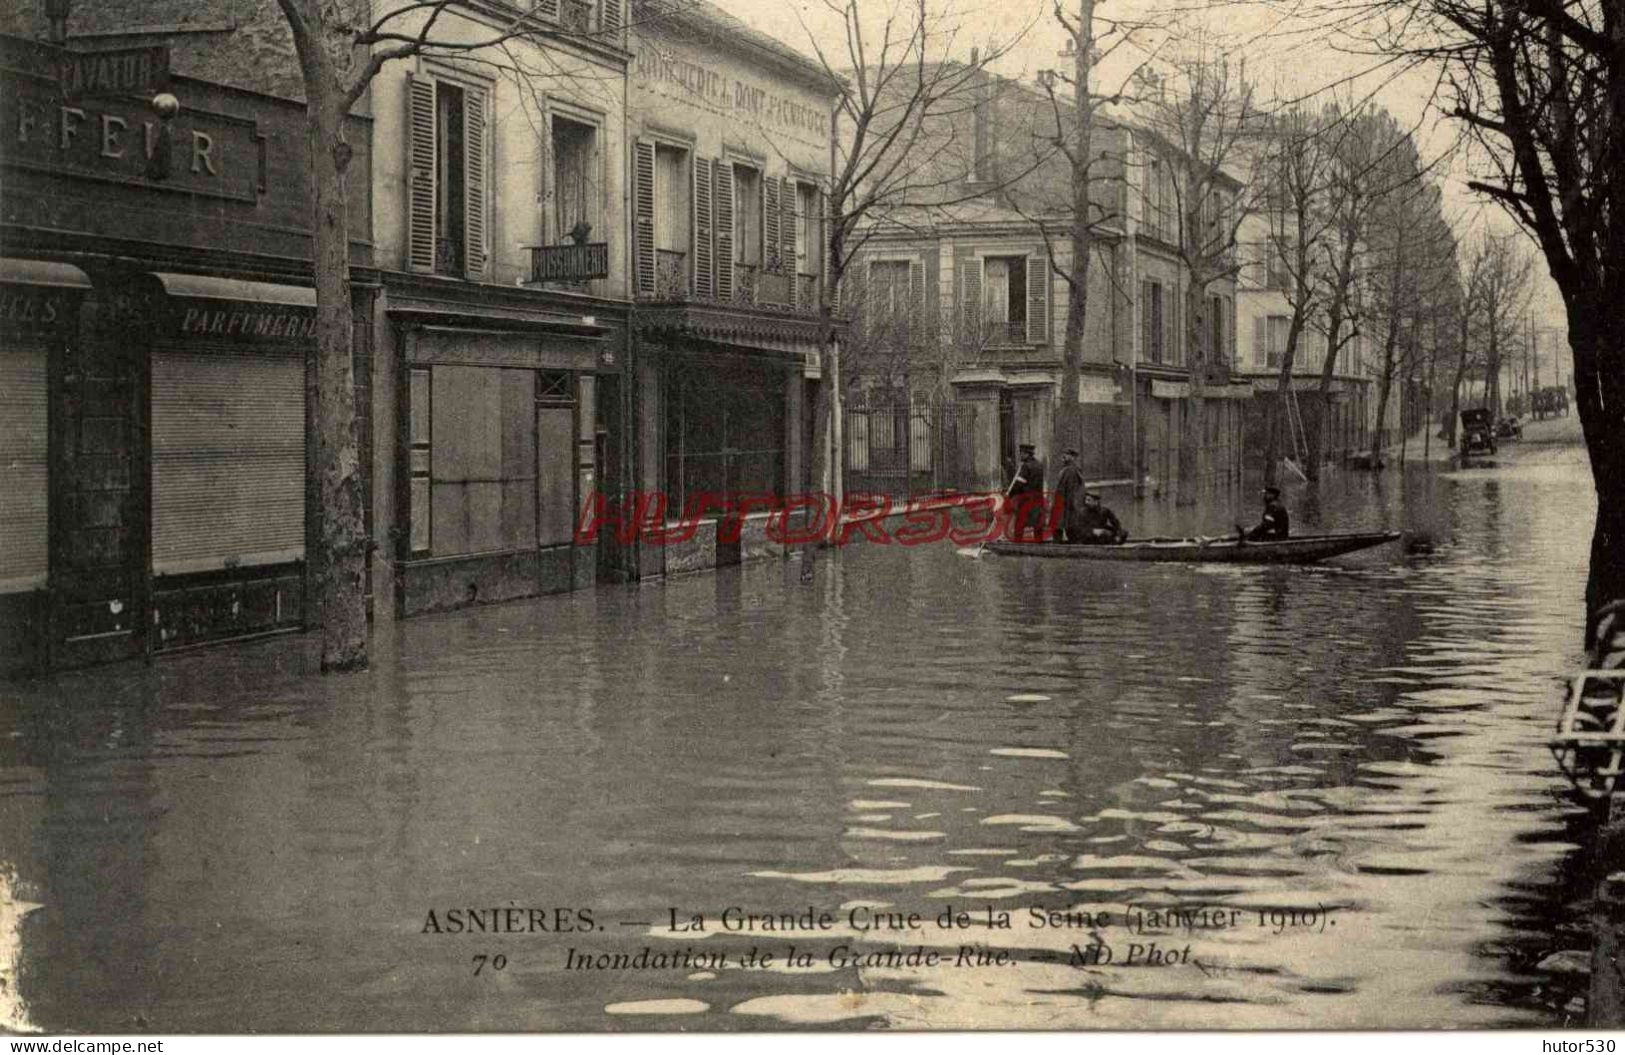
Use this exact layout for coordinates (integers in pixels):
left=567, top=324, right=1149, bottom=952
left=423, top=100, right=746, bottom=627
left=407, top=72, right=489, bottom=280
left=0, top=345, right=47, bottom=591
left=663, top=363, right=785, bottom=518
left=422, top=366, right=539, bottom=556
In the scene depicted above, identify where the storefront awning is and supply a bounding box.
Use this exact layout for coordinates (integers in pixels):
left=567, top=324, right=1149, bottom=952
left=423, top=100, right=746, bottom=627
left=1, top=258, right=92, bottom=289
left=153, top=273, right=316, bottom=307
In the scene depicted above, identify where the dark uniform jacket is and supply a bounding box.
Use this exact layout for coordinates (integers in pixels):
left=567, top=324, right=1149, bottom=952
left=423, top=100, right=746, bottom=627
left=1076, top=503, right=1125, bottom=543
left=1247, top=500, right=1290, bottom=540
left=1055, top=463, right=1087, bottom=535
left=1011, top=454, right=1044, bottom=496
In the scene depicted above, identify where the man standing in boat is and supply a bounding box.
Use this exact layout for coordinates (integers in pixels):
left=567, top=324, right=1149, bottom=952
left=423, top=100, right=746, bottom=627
left=1075, top=488, right=1128, bottom=545
left=1242, top=486, right=1291, bottom=541
left=1009, top=442, right=1046, bottom=542
left=1053, top=447, right=1088, bottom=543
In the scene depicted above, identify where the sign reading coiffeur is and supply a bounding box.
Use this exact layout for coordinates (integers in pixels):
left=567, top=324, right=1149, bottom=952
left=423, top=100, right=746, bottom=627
left=2, top=72, right=261, bottom=203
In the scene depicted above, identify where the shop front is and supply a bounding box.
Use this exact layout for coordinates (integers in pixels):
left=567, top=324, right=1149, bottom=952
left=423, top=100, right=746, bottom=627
left=0, top=34, right=374, bottom=674
left=381, top=280, right=628, bottom=617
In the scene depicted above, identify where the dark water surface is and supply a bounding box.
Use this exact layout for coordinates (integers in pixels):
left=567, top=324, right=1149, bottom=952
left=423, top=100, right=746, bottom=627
left=0, top=428, right=1598, bottom=1031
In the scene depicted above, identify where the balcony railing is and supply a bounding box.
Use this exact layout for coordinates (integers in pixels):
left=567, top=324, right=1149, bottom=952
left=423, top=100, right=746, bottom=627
left=733, top=262, right=759, bottom=306
left=655, top=249, right=688, bottom=299
left=983, top=320, right=1027, bottom=346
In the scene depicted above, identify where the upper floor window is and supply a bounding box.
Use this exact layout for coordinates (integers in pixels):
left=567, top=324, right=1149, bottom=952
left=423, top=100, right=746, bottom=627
left=733, top=164, right=763, bottom=268
left=1256, top=314, right=1290, bottom=368
left=796, top=182, right=817, bottom=276
left=529, top=0, right=624, bottom=34
left=407, top=71, right=489, bottom=280
left=1208, top=294, right=1227, bottom=362
left=1143, top=156, right=1165, bottom=240
left=1265, top=240, right=1291, bottom=290
left=1141, top=280, right=1164, bottom=364
left=959, top=253, right=1047, bottom=347
left=869, top=259, right=914, bottom=326
left=552, top=115, right=599, bottom=245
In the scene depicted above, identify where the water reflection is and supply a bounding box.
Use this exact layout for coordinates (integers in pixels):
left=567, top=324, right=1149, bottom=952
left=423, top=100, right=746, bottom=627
left=0, top=438, right=1596, bottom=1031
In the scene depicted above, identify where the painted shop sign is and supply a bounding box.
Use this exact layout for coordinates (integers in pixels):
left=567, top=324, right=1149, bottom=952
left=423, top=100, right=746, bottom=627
left=58, top=46, right=170, bottom=101
left=0, top=283, right=79, bottom=334
left=3, top=72, right=264, bottom=203
left=171, top=299, right=317, bottom=342
left=632, top=43, right=826, bottom=138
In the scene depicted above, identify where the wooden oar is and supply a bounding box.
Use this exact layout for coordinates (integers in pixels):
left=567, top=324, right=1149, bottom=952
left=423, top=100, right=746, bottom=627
left=960, top=470, right=1024, bottom=559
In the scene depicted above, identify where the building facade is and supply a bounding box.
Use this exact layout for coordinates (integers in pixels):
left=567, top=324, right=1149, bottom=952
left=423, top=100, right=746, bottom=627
left=365, top=0, right=635, bottom=618
left=625, top=0, right=841, bottom=576
left=0, top=27, right=374, bottom=675
left=1232, top=207, right=1375, bottom=469
left=848, top=69, right=1250, bottom=498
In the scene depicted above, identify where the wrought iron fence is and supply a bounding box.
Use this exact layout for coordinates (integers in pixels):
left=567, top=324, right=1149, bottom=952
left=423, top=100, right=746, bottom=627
left=843, top=398, right=980, bottom=499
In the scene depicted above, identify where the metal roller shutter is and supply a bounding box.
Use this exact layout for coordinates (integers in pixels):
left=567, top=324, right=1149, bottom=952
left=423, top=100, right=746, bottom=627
left=0, top=345, right=48, bottom=591
left=151, top=348, right=305, bottom=575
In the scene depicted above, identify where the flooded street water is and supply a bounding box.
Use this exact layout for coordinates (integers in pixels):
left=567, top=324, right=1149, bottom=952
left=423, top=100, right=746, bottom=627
left=0, top=420, right=1599, bottom=1032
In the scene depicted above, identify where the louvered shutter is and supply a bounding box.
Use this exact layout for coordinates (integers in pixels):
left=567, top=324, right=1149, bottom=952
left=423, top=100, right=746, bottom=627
left=780, top=178, right=795, bottom=284
left=601, top=0, right=622, bottom=34
left=820, top=187, right=838, bottom=312
left=463, top=82, right=488, bottom=280
left=1169, top=292, right=1181, bottom=365
left=406, top=72, right=438, bottom=274
left=693, top=155, right=714, bottom=299
left=1026, top=254, right=1048, bottom=345
left=1140, top=280, right=1154, bottom=362
left=535, top=0, right=560, bottom=21
left=764, top=178, right=780, bottom=273
left=960, top=258, right=982, bottom=342
left=1253, top=315, right=1266, bottom=367
left=633, top=140, right=656, bottom=296
left=909, top=258, right=924, bottom=329
left=714, top=160, right=734, bottom=301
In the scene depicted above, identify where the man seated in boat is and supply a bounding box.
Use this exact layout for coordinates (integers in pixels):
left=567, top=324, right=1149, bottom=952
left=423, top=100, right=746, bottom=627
left=1239, top=486, right=1291, bottom=541
left=1074, top=489, right=1128, bottom=544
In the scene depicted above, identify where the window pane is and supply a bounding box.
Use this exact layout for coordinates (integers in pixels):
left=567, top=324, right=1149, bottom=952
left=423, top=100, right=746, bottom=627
left=537, top=405, right=575, bottom=545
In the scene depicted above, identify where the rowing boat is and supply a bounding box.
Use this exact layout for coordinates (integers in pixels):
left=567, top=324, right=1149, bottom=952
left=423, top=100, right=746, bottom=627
left=986, top=530, right=1403, bottom=564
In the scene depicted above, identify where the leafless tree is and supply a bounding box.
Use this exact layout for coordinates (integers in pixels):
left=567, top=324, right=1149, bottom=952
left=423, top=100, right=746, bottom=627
left=1353, top=0, right=1625, bottom=645
left=796, top=0, right=1030, bottom=509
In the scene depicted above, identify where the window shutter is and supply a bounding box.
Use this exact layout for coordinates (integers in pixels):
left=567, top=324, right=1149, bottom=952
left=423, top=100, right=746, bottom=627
left=535, top=0, right=560, bottom=21
left=821, top=187, right=838, bottom=312
left=692, top=155, right=714, bottom=299
left=780, top=178, right=795, bottom=279
left=406, top=72, right=438, bottom=274
left=462, top=82, right=488, bottom=280
left=633, top=140, right=656, bottom=296
left=764, top=178, right=780, bottom=273
left=960, top=258, right=982, bottom=342
left=1169, top=292, right=1181, bottom=366
left=600, top=0, right=622, bottom=34
left=1140, top=280, right=1153, bottom=362
left=714, top=161, right=734, bottom=301
left=1026, top=254, right=1047, bottom=345
left=1253, top=315, right=1266, bottom=366
left=909, top=258, right=925, bottom=326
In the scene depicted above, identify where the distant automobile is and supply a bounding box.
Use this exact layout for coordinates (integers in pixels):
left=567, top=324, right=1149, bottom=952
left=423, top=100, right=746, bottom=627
left=1495, top=416, right=1523, bottom=440
left=1461, top=408, right=1496, bottom=457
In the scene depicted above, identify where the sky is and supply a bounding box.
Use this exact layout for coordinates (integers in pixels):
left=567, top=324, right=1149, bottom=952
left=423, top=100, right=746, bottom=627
left=710, top=0, right=1572, bottom=375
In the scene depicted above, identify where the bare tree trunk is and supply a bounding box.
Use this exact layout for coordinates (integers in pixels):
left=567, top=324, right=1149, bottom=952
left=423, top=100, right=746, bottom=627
left=1055, top=0, right=1096, bottom=458
left=1262, top=315, right=1307, bottom=487
left=1572, top=300, right=1625, bottom=649
left=280, top=0, right=368, bottom=672
left=307, top=93, right=368, bottom=671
